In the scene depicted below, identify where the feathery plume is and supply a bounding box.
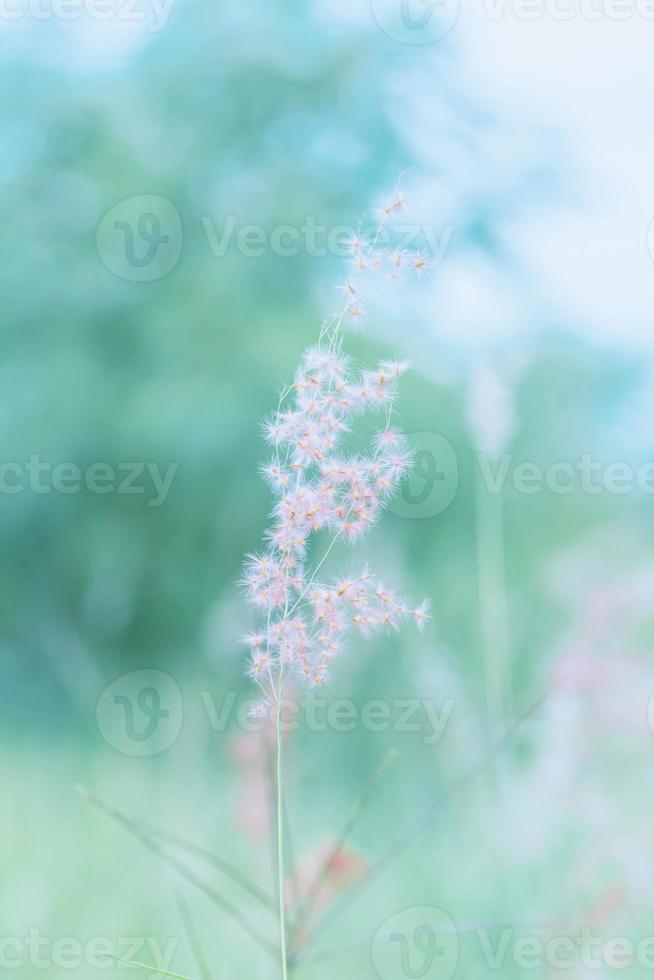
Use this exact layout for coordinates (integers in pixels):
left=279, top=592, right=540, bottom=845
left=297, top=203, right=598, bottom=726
left=240, top=193, right=430, bottom=696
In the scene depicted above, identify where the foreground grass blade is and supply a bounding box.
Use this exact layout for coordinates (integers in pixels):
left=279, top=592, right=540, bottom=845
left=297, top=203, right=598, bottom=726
left=141, top=821, right=274, bottom=912
left=76, top=786, right=278, bottom=960
left=174, top=889, right=212, bottom=980
left=103, top=953, right=198, bottom=979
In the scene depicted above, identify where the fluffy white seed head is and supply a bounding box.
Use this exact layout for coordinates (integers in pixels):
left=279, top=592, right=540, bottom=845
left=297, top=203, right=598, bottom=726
left=239, top=193, right=431, bottom=692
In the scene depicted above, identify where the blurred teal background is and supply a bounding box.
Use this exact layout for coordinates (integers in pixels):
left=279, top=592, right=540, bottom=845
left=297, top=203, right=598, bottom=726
left=2, top=2, right=654, bottom=979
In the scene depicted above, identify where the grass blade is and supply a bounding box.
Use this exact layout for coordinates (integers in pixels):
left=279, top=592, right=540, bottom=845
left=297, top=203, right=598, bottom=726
left=140, top=821, right=274, bottom=912
left=174, top=889, right=212, bottom=980
left=103, top=953, right=198, bottom=979
left=76, top=786, right=278, bottom=960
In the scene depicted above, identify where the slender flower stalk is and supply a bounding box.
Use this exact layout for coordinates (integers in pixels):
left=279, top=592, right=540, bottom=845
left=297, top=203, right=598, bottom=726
left=276, top=689, right=289, bottom=979
left=240, top=190, right=431, bottom=978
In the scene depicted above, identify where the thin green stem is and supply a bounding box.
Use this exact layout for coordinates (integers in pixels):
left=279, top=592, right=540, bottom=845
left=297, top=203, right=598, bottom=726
left=276, top=683, right=289, bottom=980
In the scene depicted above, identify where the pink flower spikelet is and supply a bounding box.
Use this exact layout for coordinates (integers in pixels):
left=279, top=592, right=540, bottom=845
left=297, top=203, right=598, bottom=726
left=240, top=193, right=430, bottom=702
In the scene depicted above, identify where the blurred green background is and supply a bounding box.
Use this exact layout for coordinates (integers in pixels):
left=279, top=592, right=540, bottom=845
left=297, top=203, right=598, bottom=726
left=2, top=2, right=654, bottom=979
